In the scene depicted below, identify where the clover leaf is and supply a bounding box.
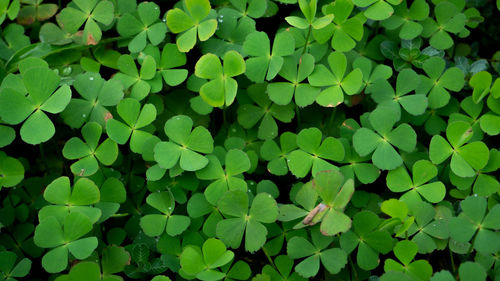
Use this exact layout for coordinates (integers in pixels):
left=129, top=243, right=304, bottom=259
left=287, top=127, right=344, bottom=178
left=194, top=50, right=245, bottom=107
left=61, top=72, right=123, bottom=129
left=62, top=122, right=118, bottom=176
left=287, top=228, right=347, bottom=278
left=469, top=71, right=500, bottom=103
left=267, top=54, right=320, bottom=107
left=384, top=240, right=433, bottom=281
left=340, top=211, right=395, bottom=270
left=387, top=160, right=446, bottom=209
left=421, top=1, right=466, bottom=50
left=429, top=121, right=489, bottom=177
left=381, top=0, right=429, bottom=40
left=353, top=104, right=417, bottom=170
left=262, top=255, right=306, bottom=281
left=285, top=0, right=334, bottom=30
left=216, top=190, right=278, bottom=253
left=449, top=195, right=500, bottom=254
left=308, top=52, right=363, bottom=107
left=339, top=138, right=381, bottom=185
left=34, top=212, right=98, bottom=273
left=117, top=1, right=166, bottom=53
left=166, top=0, right=217, bottom=52
left=260, top=132, right=297, bottom=176
left=0, top=58, right=71, bottom=144
left=353, top=0, right=402, bottom=20
left=0, top=24, right=30, bottom=61
left=0, top=124, right=15, bottom=148
left=416, top=57, right=465, bottom=109
left=55, top=261, right=117, bottom=281
left=16, top=0, right=58, bottom=24
left=312, top=0, right=365, bottom=52
left=106, top=98, right=156, bottom=154
left=406, top=202, right=449, bottom=254
left=243, top=31, right=295, bottom=83
left=140, top=190, right=190, bottom=237
left=39, top=176, right=101, bottom=223
left=180, top=238, right=234, bottom=281
left=0, top=0, right=19, bottom=25
left=0, top=151, right=24, bottom=190
left=0, top=251, right=31, bottom=281
left=371, top=68, right=428, bottom=117
left=352, top=56, right=393, bottom=95
left=238, top=83, right=295, bottom=140
left=112, top=54, right=157, bottom=101
left=56, top=0, right=114, bottom=45
left=156, top=43, right=188, bottom=87
left=154, top=114, right=213, bottom=173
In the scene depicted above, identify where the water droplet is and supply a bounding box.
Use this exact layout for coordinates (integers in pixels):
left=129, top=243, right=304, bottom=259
left=473, top=194, right=478, bottom=197
left=82, top=114, right=87, bottom=118
left=268, top=195, right=272, bottom=198
left=89, top=76, right=94, bottom=80
left=162, top=18, right=166, bottom=22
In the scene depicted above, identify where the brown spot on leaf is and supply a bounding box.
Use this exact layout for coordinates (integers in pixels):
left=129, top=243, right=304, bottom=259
left=104, top=112, right=113, bottom=122
left=87, top=33, right=97, bottom=45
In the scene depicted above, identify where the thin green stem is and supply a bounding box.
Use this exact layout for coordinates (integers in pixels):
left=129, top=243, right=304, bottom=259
left=302, top=25, right=312, bottom=55
left=465, top=229, right=479, bottom=260
left=262, top=247, right=276, bottom=270
left=348, top=254, right=360, bottom=281
left=449, top=247, right=456, bottom=275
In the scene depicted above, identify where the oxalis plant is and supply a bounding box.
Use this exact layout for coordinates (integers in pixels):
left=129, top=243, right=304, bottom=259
left=0, top=0, right=500, bottom=280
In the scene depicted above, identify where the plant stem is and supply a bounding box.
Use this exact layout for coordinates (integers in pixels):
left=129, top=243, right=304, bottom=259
left=295, top=105, right=302, bottom=125
left=302, top=25, right=312, bottom=55
left=465, top=229, right=479, bottom=260
left=262, top=247, right=276, bottom=270
left=348, top=254, right=360, bottom=281
left=449, top=247, right=456, bottom=275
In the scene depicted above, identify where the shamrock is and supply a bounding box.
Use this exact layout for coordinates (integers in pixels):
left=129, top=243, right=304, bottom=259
left=0, top=251, right=31, bottom=281
left=421, top=1, right=466, bottom=50
left=106, top=98, right=157, bottom=154
left=429, top=121, right=489, bottom=177
left=156, top=43, right=189, bottom=87
left=242, top=31, right=295, bottom=83
left=140, top=190, right=191, bottom=237
left=194, top=50, right=246, bottom=107
left=112, top=54, right=157, bottom=101
left=381, top=0, right=430, bottom=40
left=449, top=195, right=500, bottom=254
left=352, top=56, right=393, bottom=95
left=56, top=0, right=114, bottom=45
left=340, top=211, right=395, bottom=270
left=284, top=0, right=334, bottom=31
left=196, top=149, right=251, bottom=205
left=0, top=24, right=30, bottom=61
left=117, top=1, right=166, bottom=53
left=61, top=72, right=123, bottom=129
left=0, top=0, right=19, bottom=25
left=353, top=103, right=417, bottom=170
left=339, top=138, right=381, bottom=185
left=469, top=71, right=500, bottom=103
left=308, top=52, right=363, bottom=107
left=238, top=83, right=295, bottom=140
left=54, top=260, right=126, bottom=281
left=416, top=57, right=465, bottom=109
left=216, top=190, right=278, bottom=252
left=62, top=122, right=118, bottom=176
left=287, top=127, right=344, bottom=178
left=384, top=240, right=433, bottom=281
left=267, top=54, right=321, bottom=107
left=406, top=202, right=449, bottom=254
left=371, top=68, right=427, bottom=117
left=0, top=58, right=71, bottom=144
left=166, top=0, right=218, bottom=52
left=261, top=255, right=306, bottom=281
left=34, top=212, right=98, bottom=273
left=312, top=0, right=366, bottom=52
left=0, top=151, right=24, bottom=190
left=16, top=0, right=58, bottom=25
left=260, top=132, right=297, bottom=176
left=352, top=0, right=402, bottom=20
left=180, top=238, right=234, bottom=281
left=154, top=114, right=213, bottom=172
left=287, top=228, right=347, bottom=278
left=386, top=160, right=446, bottom=210
left=39, top=176, right=101, bottom=223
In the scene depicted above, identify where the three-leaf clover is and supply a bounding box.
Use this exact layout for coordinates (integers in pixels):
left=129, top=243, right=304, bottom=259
left=106, top=98, right=157, bottom=154
left=34, top=212, right=98, bottom=273
left=287, top=228, right=347, bottom=278
left=416, top=57, right=465, bottom=109
left=243, top=31, right=295, bottom=83
left=352, top=0, right=402, bottom=20
left=237, top=83, right=295, bottom=140
left=287, top=127, right=344, bottom=178
left=39, top=176, right=101, bottom=223
left=469, top=71, right=500, bottom=103
left=157, top=43, right=189, bottom=87
left=384, top=240, right=433, bottom=281
left=61, top=72, right=123, bottom=129
left=117, top=1, right=166, bottom=53
left=406, top=202, right=449, bottom=254
left=284, top=0, right=334, bottom=30
left=62, top=122, right=118, bottom=176
left=353, top=104, right=417, bottom=170
left=448, top=195, right=500, bottom=254
left=56, top=0, right=114, bottom=45
left=154, top=115, right=213, bottom=172
left=140, top=190, right=191, bottom=237
left=0, top=251, right=31, bottom=281
left=166, top=0, right=217, bottom=52
left=180, top=238, right=234, bottom=281
left=216, top=190, right=278, bottom=253
left=267, top=54, right=320, bottom=107
left=308, top=52, right=363, bottom=107
left=194, top=50, right=245, bottom=107
left=420, top=1, right=466, bottom=50
left=261, top=255, right=306, bottom=281
left=0, top=58, right=71, bottom=144
left=387, top=160, right=446, bottom=210
left=112, top=54, right=157, bottom=101
left=381, top=0, right=430, bottom=40
left=429, top=121, right=489, bottom=177
left=260, top=132, right=297, bottom=176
